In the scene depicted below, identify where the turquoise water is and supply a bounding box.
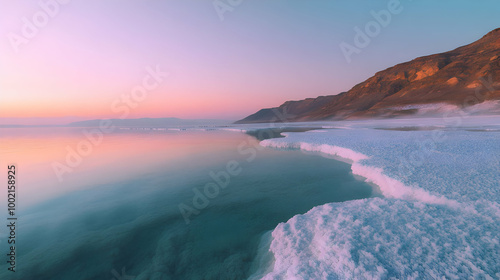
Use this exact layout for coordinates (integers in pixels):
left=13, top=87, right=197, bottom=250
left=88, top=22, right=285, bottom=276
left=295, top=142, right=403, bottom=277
left=0, top=129, right=374, bottom=280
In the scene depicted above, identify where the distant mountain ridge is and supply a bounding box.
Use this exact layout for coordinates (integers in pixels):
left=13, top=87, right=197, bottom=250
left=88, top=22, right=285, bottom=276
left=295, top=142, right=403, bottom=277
left=68, top=118, right=229, bottom=127
left=236, top=28, right=500, bottom=123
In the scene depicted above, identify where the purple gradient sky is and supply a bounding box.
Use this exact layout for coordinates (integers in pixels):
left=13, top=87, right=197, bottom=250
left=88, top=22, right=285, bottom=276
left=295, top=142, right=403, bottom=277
left=1, top=0, right=499, bottom=124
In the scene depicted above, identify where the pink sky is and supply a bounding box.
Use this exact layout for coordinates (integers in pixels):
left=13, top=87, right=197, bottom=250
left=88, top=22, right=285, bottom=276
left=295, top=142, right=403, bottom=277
left=1, top=1, right=498, bottom=125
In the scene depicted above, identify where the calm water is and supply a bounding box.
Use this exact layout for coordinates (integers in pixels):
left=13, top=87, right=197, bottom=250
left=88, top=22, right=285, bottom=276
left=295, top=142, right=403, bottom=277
left=0, top=128, right=374, bottom=280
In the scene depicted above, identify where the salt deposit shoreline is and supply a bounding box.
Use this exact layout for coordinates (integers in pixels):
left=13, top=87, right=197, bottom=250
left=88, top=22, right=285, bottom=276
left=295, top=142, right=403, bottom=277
left=235, top=116, right=500, bottom=279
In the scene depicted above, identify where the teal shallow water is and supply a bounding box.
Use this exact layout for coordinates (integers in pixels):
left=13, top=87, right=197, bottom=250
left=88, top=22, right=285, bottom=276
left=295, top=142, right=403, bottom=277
left=0, top=129, right=374, bottom=280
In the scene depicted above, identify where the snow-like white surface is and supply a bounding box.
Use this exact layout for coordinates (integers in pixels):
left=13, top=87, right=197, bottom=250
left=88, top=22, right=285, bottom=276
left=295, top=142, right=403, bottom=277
left=264, top=198, right=499, bottom=280
left=240, top=116, right=500, bottom=279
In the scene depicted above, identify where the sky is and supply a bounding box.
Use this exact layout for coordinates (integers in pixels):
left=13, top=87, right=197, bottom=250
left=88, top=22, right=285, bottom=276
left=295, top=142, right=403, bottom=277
left=0, top=0, right=499, bottom=124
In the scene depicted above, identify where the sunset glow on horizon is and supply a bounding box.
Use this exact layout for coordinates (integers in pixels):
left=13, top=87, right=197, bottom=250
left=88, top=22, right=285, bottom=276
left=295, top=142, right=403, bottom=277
left=1, top=0, right=499, bottom=125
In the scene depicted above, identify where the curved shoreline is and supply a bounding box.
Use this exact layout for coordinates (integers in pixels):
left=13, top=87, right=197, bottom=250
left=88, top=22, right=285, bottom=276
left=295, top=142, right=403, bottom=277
left=260, top=137, right=460, bottom=208
left=249, top=127, right=496, bottom=279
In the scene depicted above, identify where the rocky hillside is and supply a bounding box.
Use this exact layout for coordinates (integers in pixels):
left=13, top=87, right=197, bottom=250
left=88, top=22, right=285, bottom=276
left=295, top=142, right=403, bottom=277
left=236, top=28, right=500, bottom=123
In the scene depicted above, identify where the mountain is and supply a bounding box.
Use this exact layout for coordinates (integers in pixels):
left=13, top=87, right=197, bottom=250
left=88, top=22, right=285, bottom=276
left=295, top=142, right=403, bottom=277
left=236, top=28, right=500, bottom=123
left=68, top=118, right=229, bottom=127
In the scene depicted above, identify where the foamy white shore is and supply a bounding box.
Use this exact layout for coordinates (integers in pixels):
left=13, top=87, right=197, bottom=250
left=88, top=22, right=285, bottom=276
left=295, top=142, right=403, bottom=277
left=244, top=116, right=500, bottom=279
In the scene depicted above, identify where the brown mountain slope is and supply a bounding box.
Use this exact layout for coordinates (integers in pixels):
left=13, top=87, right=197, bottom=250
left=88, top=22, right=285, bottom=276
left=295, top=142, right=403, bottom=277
left=236, top=28, right=500, bottom=123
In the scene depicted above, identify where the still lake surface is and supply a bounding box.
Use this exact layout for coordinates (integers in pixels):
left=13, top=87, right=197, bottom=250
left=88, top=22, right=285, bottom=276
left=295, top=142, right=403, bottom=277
left=0, top=128, right=374, bottom=280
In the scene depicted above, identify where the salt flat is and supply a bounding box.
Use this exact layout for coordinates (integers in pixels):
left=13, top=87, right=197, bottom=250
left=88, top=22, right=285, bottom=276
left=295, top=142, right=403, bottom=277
left=235, top=116, right=500, bottom=279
